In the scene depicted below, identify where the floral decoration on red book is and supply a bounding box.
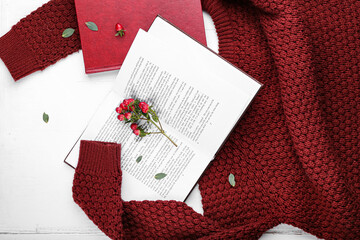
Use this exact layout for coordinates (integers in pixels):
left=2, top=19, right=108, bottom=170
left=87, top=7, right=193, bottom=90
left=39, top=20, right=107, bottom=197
left=115, top=23, right=126, bottom=37
left=116, top=99, right=177, bottom=147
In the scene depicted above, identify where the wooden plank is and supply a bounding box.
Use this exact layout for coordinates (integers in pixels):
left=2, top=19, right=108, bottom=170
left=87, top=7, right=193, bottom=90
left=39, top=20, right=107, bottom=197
left=0, top=232, right=319, bottom=240
left=0, top=234, right=108, bottom=240
left=0, top=224, right=320, bottom=239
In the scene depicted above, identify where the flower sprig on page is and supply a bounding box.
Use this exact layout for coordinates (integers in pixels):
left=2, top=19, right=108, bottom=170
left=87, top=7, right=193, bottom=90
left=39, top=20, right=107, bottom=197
left=116, top=99, right=177, bottom=147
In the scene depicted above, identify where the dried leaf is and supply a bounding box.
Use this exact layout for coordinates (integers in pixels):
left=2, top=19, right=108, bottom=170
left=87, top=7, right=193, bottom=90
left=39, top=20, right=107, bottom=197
left=62, top=28, right=75, bottom=38
left=136, top=156, right=142, bottom=163
left=43, top=112, right=49, bottom=123
left=155, top=173, right=167, bottom=180
left=229, top=173, right=235, bottom=187
left=85, top=22, right=98, bottom=31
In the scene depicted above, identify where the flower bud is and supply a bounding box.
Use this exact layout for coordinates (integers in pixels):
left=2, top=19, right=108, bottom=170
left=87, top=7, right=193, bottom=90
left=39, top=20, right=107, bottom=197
left=130, top=123, right=138, bottom=130
left=139, top=102, right=149, bottom=113
left=116, top=107, right=122, bottom=113
left=117, top=114, right=125, bottom=121
left=120, top=103, right=126, bottom=109
left=125, top=112, right=132, bottom=119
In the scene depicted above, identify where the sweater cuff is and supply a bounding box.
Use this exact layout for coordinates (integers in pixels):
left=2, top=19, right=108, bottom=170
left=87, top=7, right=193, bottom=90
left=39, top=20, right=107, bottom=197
left=201, top=0, right=234, bottom=60
left=77, top=140, right=121, bottom=174
left=0, top=28, right=42, bottom=81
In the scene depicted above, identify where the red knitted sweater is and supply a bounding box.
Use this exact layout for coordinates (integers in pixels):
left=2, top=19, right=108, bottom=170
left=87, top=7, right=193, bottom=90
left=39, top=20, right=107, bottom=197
left=1, top=0, right=359, bottom=239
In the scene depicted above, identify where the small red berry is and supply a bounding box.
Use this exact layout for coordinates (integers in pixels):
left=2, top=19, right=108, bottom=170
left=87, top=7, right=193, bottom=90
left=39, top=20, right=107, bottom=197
left=123, top=98, right=134, bottom=106
left=133, top=129, right=140, bottom=136
left=120, top=103, right=126, bottom=110
left=139, top=102, right=149, bottom=113
left=129, top=105, right=135, bottom=111
left=115, top=107, right=122, bottom=113
left=130, top=123, right=138, bottom=130
left=117, top=114, right=125, bottom=121
left=115, top=23, right=126, bottom=37
left=125, top=112, right=132, bottom=119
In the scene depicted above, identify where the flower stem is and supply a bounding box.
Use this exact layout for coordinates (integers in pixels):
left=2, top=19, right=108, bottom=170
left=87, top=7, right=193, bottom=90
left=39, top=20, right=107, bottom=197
left=153, top=110, right=163, bottom=131
left=158, top=117, right=164, bottom=131
left=148, top=119, right=177, bottom=147
left=132, top=106, right=177, bottom=147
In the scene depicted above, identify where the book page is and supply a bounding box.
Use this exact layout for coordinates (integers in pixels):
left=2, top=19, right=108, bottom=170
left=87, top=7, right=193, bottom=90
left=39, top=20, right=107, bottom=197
left=117, top=55, right=222, bottom=150
left=114, top=28, right=261, bottom=158
left=65, top=90, right=210, bottom=201
left=65, top=24, right=261, bottom=202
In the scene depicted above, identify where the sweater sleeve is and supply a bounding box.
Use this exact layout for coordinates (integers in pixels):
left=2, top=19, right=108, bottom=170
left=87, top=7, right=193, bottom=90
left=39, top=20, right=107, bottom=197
left=72, top=141, right=124, bottom=240
left=0, top=0, right=81, bottom=81
left=72, top=140, right=271, bottom=239
left=72, top=140, right=223, bottom=240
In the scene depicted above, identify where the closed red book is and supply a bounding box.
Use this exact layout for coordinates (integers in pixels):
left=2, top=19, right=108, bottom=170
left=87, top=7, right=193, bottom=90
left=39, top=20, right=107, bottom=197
left=74, top=0, right=206, bottom=74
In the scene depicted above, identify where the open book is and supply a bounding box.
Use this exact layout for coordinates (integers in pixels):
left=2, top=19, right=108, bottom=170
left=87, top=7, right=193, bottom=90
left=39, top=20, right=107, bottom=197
left=65, top=16, right=262, bottom=202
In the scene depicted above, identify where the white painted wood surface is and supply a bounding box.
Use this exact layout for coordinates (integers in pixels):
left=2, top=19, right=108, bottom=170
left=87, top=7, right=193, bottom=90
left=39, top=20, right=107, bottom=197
left=0, top=0, right=320, bottom=239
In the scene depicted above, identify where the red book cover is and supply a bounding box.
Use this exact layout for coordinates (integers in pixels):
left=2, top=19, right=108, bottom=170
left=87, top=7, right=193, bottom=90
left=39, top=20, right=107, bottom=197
left=74, top=0, right=207, bottom=74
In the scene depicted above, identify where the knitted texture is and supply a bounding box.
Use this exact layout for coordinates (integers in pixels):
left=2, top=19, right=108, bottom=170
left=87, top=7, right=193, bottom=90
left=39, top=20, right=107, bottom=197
left=73, top=141, right=124, bottom=240
left=1, top=0, right=360, bottom=239
left=0, top=0, right=80, bottom=80
left=73, top=141, right=272, bottom=239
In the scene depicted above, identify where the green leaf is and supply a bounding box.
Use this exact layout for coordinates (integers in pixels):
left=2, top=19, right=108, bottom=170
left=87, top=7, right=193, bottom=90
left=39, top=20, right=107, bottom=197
left=136, top=156, right=142, bottom=163
left=150, top=110, right=158, bottom=122
left=228, top=173, right=235, bottom=187
left=155, top=173, right=167, bottom=180
left=139, top=131, right=148, bottom=137
left=141, top=111, right=150, bottom=119
left=43, top=112, right=49, bottom=123
left=131, top=115, right=139, bottom=122
left=62, top=28, right=75, bottom=38
left=85, top=22, right=98, bottom=31
left=134, top=108, right=141, bottom=116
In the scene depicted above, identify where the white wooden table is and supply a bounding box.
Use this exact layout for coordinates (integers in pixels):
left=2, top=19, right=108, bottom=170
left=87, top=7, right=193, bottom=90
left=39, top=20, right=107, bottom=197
left=0, top=1, right=321, bottom=239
